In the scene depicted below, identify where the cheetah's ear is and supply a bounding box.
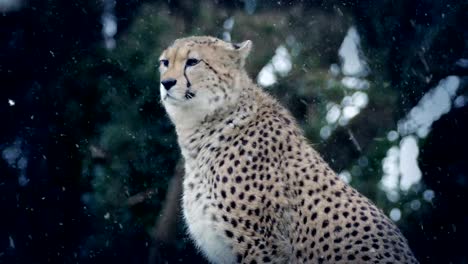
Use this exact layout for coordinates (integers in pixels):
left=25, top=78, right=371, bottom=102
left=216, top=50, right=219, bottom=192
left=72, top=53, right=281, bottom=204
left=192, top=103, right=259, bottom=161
left=233, top=40, right=252, bottom=59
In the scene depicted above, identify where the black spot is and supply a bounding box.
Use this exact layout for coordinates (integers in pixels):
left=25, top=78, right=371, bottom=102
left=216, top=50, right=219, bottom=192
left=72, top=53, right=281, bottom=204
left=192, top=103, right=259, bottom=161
left=296, top=250, right=302, bottom=258
left=231, top=219, right=238, bottom=227
left=311, top=212, right=318, bottom=220
left=322, top=220, right=329, bottom=228
left=225, top=230, right=234, bottom=238
left=311, top=228, right=317, bottom=236
left=323, top=244, right=329, bottom=251
left=236, top=254, right=243, bottom=263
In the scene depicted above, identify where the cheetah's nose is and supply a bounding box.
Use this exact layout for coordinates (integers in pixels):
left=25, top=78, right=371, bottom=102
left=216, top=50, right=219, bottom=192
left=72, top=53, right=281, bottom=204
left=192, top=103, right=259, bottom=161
left=161, top=78, right=177, bottom=90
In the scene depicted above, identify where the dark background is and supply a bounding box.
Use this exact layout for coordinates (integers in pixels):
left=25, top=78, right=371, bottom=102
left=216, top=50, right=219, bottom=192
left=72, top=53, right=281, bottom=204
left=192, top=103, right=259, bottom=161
left=1, top=0, right=467, bottom=263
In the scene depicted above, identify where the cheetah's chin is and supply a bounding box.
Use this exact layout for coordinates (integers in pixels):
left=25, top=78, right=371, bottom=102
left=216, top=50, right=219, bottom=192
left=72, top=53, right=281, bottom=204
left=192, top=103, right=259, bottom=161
left=163, top=93, right=184, bottom=103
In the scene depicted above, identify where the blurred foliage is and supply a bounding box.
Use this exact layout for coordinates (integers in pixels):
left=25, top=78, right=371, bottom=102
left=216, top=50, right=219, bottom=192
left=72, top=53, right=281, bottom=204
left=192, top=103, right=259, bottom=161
left=1, top=0, right=467, bottom=263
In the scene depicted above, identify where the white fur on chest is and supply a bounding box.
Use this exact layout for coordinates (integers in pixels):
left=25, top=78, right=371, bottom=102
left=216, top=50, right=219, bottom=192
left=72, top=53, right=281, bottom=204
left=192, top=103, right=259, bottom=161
left=182, top=162, right=235, bottom=264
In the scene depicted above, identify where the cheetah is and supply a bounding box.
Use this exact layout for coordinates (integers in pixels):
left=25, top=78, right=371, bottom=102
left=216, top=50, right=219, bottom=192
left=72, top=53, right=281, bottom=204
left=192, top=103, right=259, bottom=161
left=158, top=36, right=418, bottom=264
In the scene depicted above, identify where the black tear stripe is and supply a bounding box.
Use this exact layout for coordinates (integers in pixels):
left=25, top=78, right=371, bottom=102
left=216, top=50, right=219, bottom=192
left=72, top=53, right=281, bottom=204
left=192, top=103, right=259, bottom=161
left=183, top=67, right=196, bottom=100
left=182, top=49, right=195, bottom=100
left=183, top=65, right=195, bottom=100
left=184, top=68, right=192, bottom=88
left=184, top=49, right=192, bottom=88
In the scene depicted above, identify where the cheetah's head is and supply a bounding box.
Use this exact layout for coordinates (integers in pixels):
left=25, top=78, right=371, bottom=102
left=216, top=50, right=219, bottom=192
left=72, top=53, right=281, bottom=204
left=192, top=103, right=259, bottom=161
left=158, top=36, right=252, bottom=128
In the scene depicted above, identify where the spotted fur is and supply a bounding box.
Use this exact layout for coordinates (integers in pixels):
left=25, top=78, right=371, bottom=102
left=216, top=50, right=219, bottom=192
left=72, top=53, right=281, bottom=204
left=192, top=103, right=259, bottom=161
left=159, top=36, right=418, bottom=264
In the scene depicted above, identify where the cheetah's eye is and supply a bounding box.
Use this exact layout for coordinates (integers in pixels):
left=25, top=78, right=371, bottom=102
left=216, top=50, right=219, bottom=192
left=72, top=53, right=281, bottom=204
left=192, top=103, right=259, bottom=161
left=186, top=58, right=200, bottom=67
left=160, top=59, right=169, bottom=67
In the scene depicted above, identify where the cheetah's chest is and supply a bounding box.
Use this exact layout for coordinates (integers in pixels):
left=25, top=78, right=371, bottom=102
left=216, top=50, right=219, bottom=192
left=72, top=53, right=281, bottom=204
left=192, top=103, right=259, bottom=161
left=182, top=162, right=236, bottom=264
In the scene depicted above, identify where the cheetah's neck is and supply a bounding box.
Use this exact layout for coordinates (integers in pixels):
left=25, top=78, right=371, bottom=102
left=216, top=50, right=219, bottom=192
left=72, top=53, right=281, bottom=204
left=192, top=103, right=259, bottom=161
left=177, top=77, right=262, bottom=161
